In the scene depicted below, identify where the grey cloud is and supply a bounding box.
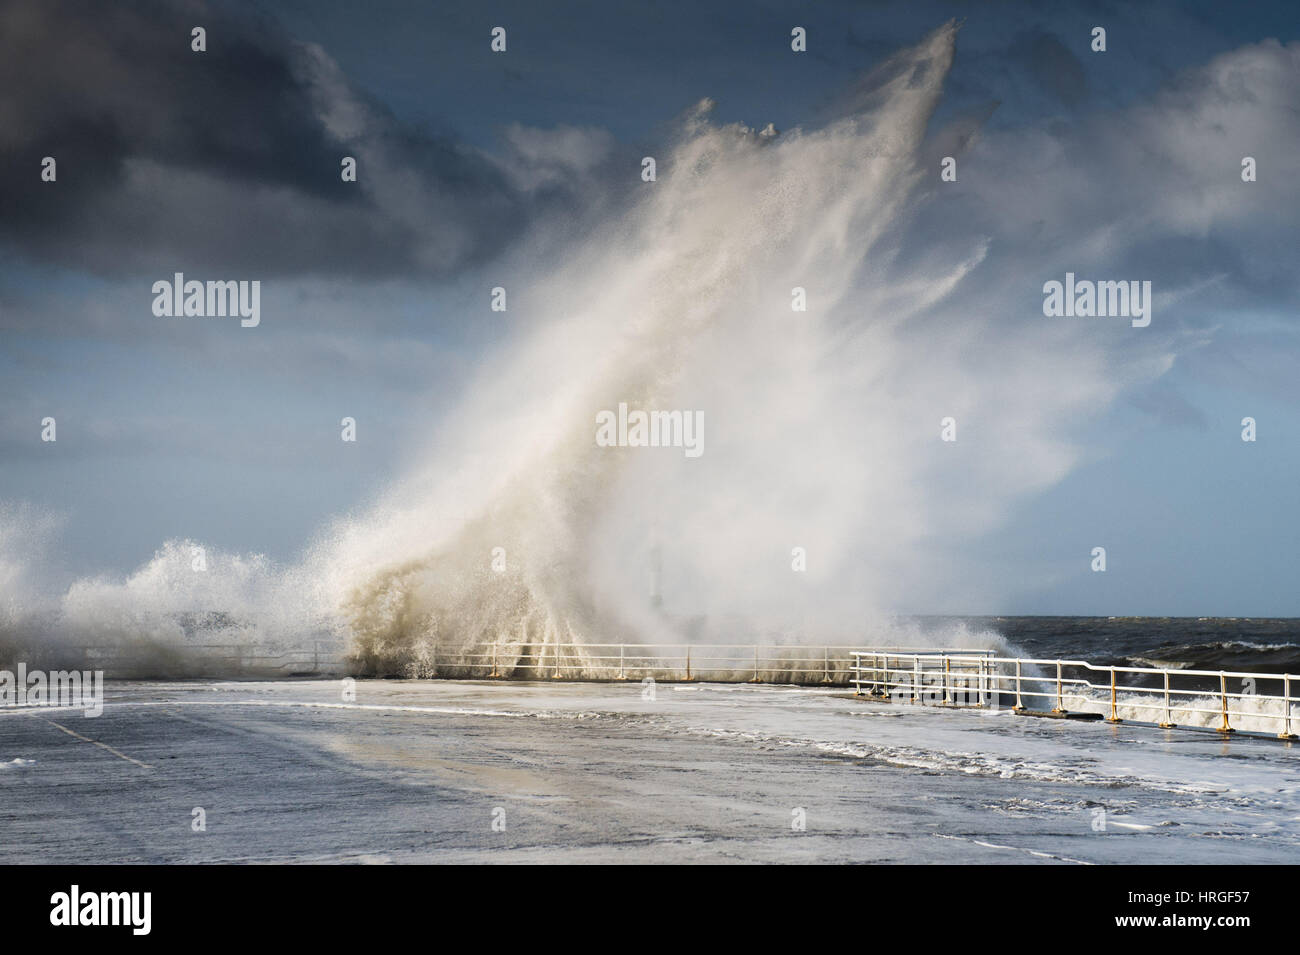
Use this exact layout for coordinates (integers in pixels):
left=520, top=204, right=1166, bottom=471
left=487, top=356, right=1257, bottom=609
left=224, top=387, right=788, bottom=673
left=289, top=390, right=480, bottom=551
left=0, top=0, right=605, bottom=279
left=903, top=36, right=1300, bottom=335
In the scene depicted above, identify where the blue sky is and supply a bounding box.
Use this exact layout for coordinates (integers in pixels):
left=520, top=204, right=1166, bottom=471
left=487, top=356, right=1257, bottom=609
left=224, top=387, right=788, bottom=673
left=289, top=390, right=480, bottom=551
left=1, top=0, right=1297, bottom=618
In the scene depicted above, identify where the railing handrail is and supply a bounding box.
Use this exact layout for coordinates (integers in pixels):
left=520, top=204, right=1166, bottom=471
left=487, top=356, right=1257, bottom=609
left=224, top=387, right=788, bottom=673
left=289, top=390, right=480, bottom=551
left=849, top=649, right=1292, bottom=684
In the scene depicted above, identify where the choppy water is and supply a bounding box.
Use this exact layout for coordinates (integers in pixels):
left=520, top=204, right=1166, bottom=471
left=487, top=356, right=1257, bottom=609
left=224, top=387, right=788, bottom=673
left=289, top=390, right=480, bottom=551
left=963, top=616, right=1300, bottom=673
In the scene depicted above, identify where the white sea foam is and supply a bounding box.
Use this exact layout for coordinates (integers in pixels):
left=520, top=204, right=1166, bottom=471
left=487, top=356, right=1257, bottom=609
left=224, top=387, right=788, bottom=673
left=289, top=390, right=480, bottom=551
left=1061, top=688, right=1298, bottom=737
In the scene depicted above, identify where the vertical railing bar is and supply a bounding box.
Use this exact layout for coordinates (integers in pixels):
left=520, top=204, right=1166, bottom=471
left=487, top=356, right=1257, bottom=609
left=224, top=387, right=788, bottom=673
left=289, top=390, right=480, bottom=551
left=1159, top=671, right=1174, bottom=728
left=1281, top=675, right=1296, bottom=741
left=1218, top=672, right=1233, bottom=734
left=1106, top=667, right=1121, bottom=723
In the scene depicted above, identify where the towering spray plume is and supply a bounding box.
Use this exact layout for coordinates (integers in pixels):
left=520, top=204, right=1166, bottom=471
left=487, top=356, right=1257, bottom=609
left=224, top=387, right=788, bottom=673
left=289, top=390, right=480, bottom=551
left=326, top=23, right=982, bottom=673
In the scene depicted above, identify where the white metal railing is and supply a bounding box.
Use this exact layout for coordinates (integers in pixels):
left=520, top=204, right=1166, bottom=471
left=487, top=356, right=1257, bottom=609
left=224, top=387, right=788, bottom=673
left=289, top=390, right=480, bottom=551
left=850, top=650, right=997, bottom=706
left=849, top=650, right=1300, bottom=741
left=49, top=641, right=959, bottom=682
left=386, top=642, right=987, bottom=685
left=64, top=641, right=348, bottom=676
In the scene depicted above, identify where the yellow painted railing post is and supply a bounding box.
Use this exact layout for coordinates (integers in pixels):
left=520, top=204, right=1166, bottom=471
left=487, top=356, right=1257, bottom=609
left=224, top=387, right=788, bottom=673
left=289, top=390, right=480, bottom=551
left=1014, top=659, right=1024, bottom=711
left=1052, top=661, right=1064, bottom=714
left=1106, top=667, right=1122, bottom=723
left=1218, top=672, right=1234, bottom=734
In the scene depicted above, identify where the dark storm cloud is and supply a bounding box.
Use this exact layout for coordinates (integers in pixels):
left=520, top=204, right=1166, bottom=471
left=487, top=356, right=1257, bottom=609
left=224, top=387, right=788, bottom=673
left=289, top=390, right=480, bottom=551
left=0, top=0, right=549, bottom=278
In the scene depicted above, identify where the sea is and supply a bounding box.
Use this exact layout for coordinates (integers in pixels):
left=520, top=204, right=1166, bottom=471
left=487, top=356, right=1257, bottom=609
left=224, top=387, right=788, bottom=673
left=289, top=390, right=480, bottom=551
left=962, top=616, right=1300, bottom=674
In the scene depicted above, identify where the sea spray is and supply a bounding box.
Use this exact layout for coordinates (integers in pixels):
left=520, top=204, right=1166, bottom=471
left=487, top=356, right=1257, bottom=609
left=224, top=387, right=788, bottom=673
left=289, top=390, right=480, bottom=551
left=327, top=23, right=969, bottom=673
